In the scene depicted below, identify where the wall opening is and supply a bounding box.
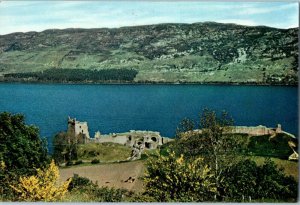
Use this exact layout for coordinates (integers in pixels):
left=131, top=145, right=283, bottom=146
left=151, top=137, right=157, bottom=142
left=145, top=142, right=151, bottom=149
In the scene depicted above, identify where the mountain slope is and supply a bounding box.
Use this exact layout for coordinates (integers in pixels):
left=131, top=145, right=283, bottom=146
left=0, top=22, right=298, bottom=84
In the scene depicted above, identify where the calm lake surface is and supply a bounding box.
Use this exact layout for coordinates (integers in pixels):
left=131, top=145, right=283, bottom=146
left=0, top=83, right=298, bottom=150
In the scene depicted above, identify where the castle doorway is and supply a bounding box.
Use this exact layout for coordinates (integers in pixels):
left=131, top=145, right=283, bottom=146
left=145, top=142, right=151, bottom=149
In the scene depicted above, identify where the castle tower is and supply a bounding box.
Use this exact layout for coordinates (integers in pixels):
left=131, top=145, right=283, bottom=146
left=67, top=116, right=90, bottom=140
left=276, top=124, right=282, bottom=133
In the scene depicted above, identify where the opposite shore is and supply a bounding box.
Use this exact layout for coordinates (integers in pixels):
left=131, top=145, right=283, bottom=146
left=0, top=78, right=298, bottom=86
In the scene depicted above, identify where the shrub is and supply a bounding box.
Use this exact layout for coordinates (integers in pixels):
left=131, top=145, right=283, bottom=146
left=220, top=158, right=298, bottom=202
left=144, top=151, right=216, bottom=202
left=92, top=187, right=127, bottom=202
left=256, top=158, right=297, bottom=201
left=67, top=174, right=129, bottom=202
left=74, top=160, right=83, bottom=165
left=68, top=174, right=132, bottom=202
left=10, top=160, right=71, bottom=202
left=127, top=193, right=156, bottom=202
left=66, top=161, right=73, bottom=166
left=52, top=132, right=78, bottom=164
left=91, top=159, right=100, bottom=164
left=220, top=159, right=258, bottom=201
left=0, top=112, right=49, bottom=198
left=67, top=174, right=94, bottom=191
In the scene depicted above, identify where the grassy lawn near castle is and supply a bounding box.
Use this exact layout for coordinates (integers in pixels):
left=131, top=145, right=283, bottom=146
left=77, top=142, right=132, bottom=163
left=250, top=156, right=298, bottom=181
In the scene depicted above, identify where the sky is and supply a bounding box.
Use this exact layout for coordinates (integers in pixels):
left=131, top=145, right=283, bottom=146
left=0, top=1, right=298, bottom=35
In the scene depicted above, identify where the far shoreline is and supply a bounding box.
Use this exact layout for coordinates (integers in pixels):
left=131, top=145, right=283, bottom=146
left=0, top=79, right=298, bottom=87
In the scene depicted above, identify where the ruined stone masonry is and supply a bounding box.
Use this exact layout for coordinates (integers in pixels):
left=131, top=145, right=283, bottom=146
left=67, top=117, right=173, bottom=150
left=67, top=118, right=298, bottom=161
left=184, top=124, right=298, bottom=161
left=68, top=116, right=90, bottom=138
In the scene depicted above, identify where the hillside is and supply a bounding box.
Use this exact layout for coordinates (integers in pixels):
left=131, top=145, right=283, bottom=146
left=0, top=22, right=298, bottom=84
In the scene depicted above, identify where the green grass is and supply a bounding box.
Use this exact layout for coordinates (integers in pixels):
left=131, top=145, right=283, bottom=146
left=247, top=133, right=296, bottom=159
left=250, top=156, right=298, bottom=181
left=77, top=142, right=132, bottom=162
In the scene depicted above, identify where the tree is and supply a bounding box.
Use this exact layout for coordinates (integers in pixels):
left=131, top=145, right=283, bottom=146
left=10, top=160, right=71, bottom=202
left=199, top=109, right=234, bottom=196
left=144, top=151, right=216, bottom=202
left=220, top=158, right=298, bottom=202
left=220, top=159, right=258, bottom=201
left=172, top=109, right=297, bottom=202
left=255, top=158, right=298, bottom=201
left=173, top=109, right=246, bottom=200
left=175, top=117, right=195, bottom=139
left=52, top=131, right=79, bottom=164
left=0, top=112, right=50, bottom=198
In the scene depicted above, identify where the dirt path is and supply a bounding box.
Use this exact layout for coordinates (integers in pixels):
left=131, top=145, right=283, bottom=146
left=59, top=161, right=145, bottom=192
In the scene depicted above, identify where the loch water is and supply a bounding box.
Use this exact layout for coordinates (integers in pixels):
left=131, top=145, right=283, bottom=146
left=0, top=83, right=298, bottom=150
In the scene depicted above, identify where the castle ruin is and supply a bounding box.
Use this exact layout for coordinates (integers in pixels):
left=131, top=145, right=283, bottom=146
left=67, top=117, right=173, bottom=150
left=67, top=117, right=297, bottom=161
left=68, top=116, right=90, bottom=138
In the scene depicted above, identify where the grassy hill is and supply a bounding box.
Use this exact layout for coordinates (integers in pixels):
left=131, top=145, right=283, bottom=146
left=0, top=22, right=298, bottom=84
left=77, top=142, right=132, bottom=163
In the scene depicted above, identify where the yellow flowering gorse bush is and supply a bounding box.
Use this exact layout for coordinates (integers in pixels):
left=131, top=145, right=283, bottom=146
left=144, top=151, right=216, bottom=202
left=10, top=160, right=71, bottom=202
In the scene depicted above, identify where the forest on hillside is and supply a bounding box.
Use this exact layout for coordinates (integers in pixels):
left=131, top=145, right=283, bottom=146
left=4, top=68, right=138, bottom=83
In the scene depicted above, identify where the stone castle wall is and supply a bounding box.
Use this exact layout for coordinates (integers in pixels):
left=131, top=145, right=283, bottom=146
left=231, top=125, right=273, bottom=136
left=189, top=124, right=287, bottom=137
left=67, top=117, right=173, bottom=149
left=92, top=130, right=168, bottom=149
left=68, top=117, right=90, bottom=139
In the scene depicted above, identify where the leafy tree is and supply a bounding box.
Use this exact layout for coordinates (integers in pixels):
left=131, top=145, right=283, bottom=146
left=255, top=158, right=298, bottom=201
left=0, top=112, right=49, bottom=198
left=144, top=151, right=216, bottom=202
left=10, top=160, right=71, bottom=202
left=52, top=131, right=78, bottom=164
left=220, top=158, right=298, bottom=202
left=175, top=117, right=195, bottom=139
left=173, top=109, right=246, bottom=200
left=220, top=159, right=258, bottom=201
left=198, top=109, right=234, bottom=194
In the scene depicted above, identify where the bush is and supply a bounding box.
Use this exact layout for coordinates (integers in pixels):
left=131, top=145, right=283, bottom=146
left=66, top=161, right=73, bottom=166
left=91, top=159, right=100, bottom=164
left=127, top=193, right=156, bottom=202
left=92, top=187, right=127, bottom=202
left=10, top=160, right=71, bottom=202
left=67, top=174, right=129, bottom=202
left=0, top=112, right=49, bottom=199
left=220, top=158, right=298, bottom=202
left=144, top=151, right=216, bottom=202
left=52, top=132, right=78, bottom=164
left=74, top=160, right=83, bottom=165
left=68, top=174, right=94, bottom=191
